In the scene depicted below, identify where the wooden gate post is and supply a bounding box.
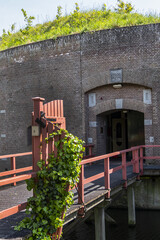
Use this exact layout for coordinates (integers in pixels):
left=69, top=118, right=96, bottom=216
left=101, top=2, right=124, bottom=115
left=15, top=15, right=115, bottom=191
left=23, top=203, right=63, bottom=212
left=32, top=97, right=45, bottom=172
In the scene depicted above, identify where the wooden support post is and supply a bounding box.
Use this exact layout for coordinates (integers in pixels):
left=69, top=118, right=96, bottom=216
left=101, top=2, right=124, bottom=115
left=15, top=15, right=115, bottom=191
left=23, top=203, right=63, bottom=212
left=140, top=147, right=143, bottom=175
left=127, top=186, right=136, bottom=226
left=104, top=157, right=110, bottom=198
left=32, top=97, right=45, bottom=172
left=10, top=157, right=16, bottom=186
left=122, top=152, right=127, bottom=188
left=94, top=206, right=106, bottom=240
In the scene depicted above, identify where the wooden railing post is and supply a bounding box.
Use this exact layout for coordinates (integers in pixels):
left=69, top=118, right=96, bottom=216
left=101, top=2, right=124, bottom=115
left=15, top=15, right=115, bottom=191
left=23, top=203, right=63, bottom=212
left=10, top=157, right=16, bottom=186
left=132, top=150, right=136, bottom=173
left=89, top=146, right=92, bottom=156
left=140, top=147, right=144, bottom=175
left=104, top=157, right=110, bottom=198
left=78, top=165, right=84, bottom=204
left=42, top=119, right=48, bottom=165
left=135, top=149, right=140, bottom=174
left=77, top=164, right=84, bottom=217
left=32, top=97, right=45, bottom=172
left=122, top=152, right=127, bottom=188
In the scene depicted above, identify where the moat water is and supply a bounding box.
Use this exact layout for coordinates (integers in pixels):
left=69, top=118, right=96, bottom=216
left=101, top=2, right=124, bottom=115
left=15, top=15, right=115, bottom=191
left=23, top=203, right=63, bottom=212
left=63, top=209, right=160, bottom=240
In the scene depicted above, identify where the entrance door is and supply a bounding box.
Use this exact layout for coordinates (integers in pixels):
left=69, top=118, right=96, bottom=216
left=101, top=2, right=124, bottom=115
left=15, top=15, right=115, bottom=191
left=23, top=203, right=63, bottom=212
left=112, top=119, right=126, bottom=152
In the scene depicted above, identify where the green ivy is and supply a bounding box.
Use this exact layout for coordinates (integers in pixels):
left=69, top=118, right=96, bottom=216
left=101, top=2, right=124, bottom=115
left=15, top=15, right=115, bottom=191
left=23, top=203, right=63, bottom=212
left=15, top=129, right=85, bottom=240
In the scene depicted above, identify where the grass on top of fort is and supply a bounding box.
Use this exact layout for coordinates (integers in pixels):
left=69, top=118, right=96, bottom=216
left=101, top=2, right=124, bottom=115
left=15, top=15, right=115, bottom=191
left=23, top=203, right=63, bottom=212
left=1, top=0, right=160, bottom=51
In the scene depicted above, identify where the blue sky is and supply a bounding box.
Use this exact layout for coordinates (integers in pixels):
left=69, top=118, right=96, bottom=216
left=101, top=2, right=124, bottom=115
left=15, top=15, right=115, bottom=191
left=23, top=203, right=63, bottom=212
left=0, top=0, right=160, bottom=36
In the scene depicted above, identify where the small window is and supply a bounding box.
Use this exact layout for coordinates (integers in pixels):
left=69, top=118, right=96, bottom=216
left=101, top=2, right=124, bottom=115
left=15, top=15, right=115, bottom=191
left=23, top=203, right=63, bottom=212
left=88, top=93, right=96, bottom=107
left=143, top=90, right=151, bottom=104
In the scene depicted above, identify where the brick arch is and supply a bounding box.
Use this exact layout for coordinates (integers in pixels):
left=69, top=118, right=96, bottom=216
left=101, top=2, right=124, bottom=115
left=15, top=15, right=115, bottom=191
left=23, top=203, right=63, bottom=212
left=94, top=99, right=145, bottom=116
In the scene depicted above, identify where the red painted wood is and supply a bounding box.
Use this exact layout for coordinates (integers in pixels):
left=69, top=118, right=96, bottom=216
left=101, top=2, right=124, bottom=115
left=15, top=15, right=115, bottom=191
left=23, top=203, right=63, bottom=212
left=0, top=97, right=67, bottom=225
left=135, top=149, right=140, bottom=174
left=32, top=97, right=44, bottom=172
left=54, top=101, right=58, bottom=116
left=60, top=100, right=63, bottom=117
left=104, top=157, right=110, bottom=198
left=122, top=152, right=127, bottom=187
left=143, top=145, right=160, bottom=148
left=84, top=144, right=94, bottom=148
left=47, top=102, right=51, bottom=116
left=43, top=104, right=46, bottom=115
left=88, top=146, right=92, bottom=156
left=0, top=202, right=27, bottom=219
left=132, top=150, right=136, bottom=173
left=0, top=172, right=36, bottom=186
left=50, top=101, right=54, bottom=116
left=84, top=172, right=104, bottom=184
left=10, top=157, right=16, bottom=186
left=109, top=165, right=122, bottom=174
left=48, top=122, right=54, bottom=155
left=42, top=118, right=48, bottom=164
left=78, top=165, right=84, bottom=204
left=57, top=100, right=60, bottom=117
left=126, top=162, right=132, bottom=167
left=0, top=166, right=32, bottom=177
left=50, top=101, right=53, bottom=117
left=140, top=147, right=143, bottom=175
left=120, top=146, right=140, bottom=153
left=80, top=152, right=120, bottom=165
left=0, top=152, right=32, bottom=159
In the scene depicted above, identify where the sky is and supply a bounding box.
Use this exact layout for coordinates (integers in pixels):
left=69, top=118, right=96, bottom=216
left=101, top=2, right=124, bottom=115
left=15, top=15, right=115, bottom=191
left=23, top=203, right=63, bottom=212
left=0, top=0, right=160, bottom=36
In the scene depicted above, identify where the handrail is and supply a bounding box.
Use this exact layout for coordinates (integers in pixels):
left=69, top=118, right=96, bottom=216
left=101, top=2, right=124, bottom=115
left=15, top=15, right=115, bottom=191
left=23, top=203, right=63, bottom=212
left=0, top=172, right=36, bottom=187
left=0, top=152, right=32, bottom=159
left=1, top=145, right=160, bottom=220
left=0, top=152, right=33, bottom=187
left=77, top=145, right=152, bottom=206
left=80, top=146, right=145, bottom=165
left=0, top=166, right=33, bottom=177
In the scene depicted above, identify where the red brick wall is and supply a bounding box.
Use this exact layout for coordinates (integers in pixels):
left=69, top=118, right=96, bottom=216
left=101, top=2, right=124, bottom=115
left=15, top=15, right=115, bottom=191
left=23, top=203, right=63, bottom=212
left=1, top=23, right=160, bottom=169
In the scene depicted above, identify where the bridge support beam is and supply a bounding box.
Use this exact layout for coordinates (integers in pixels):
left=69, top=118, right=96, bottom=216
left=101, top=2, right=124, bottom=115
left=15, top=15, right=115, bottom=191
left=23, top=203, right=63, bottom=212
left=127, top=186, right=136, bottom=226
left=94, top=206, right=106, bottom=240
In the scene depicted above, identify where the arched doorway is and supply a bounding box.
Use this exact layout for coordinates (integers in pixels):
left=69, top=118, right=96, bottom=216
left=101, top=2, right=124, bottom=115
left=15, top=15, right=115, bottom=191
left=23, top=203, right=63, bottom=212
left=97, top=110, right=145, bottom=154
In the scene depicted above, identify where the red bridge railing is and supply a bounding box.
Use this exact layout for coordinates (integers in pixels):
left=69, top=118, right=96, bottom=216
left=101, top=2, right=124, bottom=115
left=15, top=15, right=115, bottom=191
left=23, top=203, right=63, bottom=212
left=0, top=144, right=160, bottom=220
left=0, top=152, right=33, bottom=187
left=0, top=145, right=94, bottom=219
left=77, top=145, right=160, bottom=204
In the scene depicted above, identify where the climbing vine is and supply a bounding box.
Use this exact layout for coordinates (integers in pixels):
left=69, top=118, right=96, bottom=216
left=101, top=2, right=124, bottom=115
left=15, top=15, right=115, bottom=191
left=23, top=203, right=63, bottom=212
left=15, top=129, right=85, bottom=240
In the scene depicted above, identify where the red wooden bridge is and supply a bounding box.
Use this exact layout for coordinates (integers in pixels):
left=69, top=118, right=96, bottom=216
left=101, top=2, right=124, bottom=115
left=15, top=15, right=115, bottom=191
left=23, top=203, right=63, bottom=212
left=0, top=97, right=160, bottom=239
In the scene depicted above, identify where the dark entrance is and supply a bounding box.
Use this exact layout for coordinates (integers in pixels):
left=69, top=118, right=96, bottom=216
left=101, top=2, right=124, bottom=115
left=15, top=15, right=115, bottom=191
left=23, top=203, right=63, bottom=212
left=97, top=110, right=145, bottom=155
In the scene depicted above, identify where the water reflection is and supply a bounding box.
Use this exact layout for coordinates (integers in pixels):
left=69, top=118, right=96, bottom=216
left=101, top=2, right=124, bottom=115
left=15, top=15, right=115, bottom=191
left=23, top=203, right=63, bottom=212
left=64, top=209, right=160, bottom=240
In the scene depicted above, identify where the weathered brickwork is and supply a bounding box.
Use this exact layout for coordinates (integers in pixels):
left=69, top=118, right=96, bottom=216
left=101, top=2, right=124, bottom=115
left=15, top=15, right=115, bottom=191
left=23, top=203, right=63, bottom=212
left=0, top=23, right=160, bottom=169
left=86, top=85, right=153, bottom=155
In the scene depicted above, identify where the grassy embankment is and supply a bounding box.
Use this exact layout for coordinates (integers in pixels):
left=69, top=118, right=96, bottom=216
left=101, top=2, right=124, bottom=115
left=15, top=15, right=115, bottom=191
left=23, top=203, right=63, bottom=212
left=0, top=1, right=160, bottom=51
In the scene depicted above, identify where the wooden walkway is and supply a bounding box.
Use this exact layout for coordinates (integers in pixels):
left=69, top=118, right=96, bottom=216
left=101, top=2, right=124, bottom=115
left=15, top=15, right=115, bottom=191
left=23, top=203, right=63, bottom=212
left=0, top=160, right=136, bottom=239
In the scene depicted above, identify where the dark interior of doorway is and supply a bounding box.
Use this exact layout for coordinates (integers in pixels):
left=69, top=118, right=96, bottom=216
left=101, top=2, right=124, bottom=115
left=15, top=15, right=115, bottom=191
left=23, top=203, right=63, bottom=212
left=97, top=110, right=145, bottom=155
